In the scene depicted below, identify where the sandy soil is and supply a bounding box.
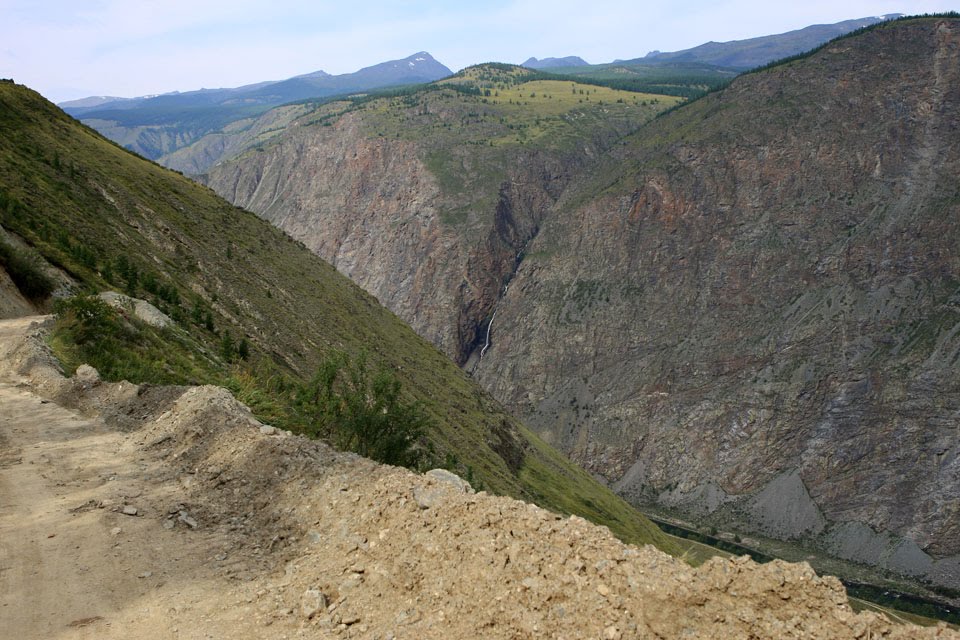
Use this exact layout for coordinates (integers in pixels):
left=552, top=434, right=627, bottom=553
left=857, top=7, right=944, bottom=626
left=0, top=315, right=956, bottom=639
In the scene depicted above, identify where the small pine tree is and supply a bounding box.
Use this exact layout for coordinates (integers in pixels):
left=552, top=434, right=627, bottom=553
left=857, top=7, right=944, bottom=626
left=191, top=300, right=204, bottom=325
left=220, top=330, right=235, bottom=362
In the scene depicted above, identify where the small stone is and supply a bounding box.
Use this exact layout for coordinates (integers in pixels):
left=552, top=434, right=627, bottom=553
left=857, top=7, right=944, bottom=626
left=138, top=571, right=153, bottom=579
left=121, top=505, right=138, bottom=516
left=596, top=583, right=611, bottom=597
left=301, top=588, right=327, bottom=620
left=395, top=609, right=421, bottom=625
left=178, top=511, right=199, bottom=529
left=110, top=527, right=122, bottom=536
left=413, top=486, right=443, bottom=510
left=342, top=614, right=360, bottom=626
left=424, top=469, right=474, bottom=493
left=339, top=574, right=362, bottom=591
left=162, top=519, right=175, bottom=530
left=75, top=364, right=101, bottom=387
left=259, top=425, right=277, bottom=436
left=603, top=625, right=621, bottom=640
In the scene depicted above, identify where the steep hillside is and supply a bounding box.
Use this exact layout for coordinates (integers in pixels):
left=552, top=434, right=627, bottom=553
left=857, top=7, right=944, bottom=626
left=205, top=17, right=960, bottom=591
left=471, top=17, right=960, bottom=587
left=62, top=53, right=452, bottom=161
left=206, top=65, right=680, bottom=364
left=0, top=79, right=675, bottom=552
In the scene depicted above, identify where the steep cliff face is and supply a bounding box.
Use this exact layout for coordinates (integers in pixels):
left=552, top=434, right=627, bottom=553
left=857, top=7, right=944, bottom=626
left=206, top=21, right=960, bottom=589
left=211, top=112, right=463, bottom=355
left=473, top=19, right=960, bottom=585
left=159, top=103, right=314, bottom=175
left=207, top=72, right=670, bottom=363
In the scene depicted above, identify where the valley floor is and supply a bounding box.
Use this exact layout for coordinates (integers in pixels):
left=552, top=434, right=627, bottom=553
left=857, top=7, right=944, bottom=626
left=0, top=316, right=956, bottom=639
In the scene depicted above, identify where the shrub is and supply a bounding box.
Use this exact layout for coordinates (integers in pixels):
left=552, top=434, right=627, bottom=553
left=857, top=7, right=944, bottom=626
left=303, top=351, right=426, bottom=468
left=53, top=295, right=128, bottom=347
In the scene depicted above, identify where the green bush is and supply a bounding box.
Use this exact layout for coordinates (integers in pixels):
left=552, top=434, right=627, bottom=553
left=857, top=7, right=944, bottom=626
left=303, top=351, right=427, bottom=468
left=0, top=238, right=56, bottom=300
left=53, top=295, right=123, bottom=343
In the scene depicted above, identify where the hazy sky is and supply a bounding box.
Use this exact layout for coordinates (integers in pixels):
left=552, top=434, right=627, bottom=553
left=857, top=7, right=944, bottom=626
left=1, top=0, right=955, bottom=103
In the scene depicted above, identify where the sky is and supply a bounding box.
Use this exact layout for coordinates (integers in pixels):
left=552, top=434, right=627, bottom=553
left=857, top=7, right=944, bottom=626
left=1, top=0, right=956, bottom=103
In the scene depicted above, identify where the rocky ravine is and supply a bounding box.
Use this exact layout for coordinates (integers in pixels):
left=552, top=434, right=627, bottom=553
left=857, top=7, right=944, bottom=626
left=206, top=19, right=960, bottom=588
left=3, top=315, right=957, bottom=638
left=471, top=19, right=960, bottom=586
left=206, top=85, right=643, bottom=366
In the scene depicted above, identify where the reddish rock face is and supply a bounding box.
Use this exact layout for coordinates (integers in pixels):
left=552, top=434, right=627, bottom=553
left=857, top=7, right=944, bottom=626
left=475, top=20, right=960, bottom=577
left=208, top=20, right=960, bottom=587
left=207, top=96, right=635, bottom=367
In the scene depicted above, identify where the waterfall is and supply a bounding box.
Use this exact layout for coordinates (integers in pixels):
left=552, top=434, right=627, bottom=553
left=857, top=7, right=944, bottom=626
left=479, top=309, right=497, bottom=360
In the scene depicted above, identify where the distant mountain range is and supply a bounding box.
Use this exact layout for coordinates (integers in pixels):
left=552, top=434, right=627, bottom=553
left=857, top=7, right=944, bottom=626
left=61, top=52, right=452, bottom=160
left=519, top=14, right=903, bottom=81
left=58, top=95, right=131, bottom=109
left=61, top=15, right=904, bottom=166
left=521, top=56, right=590, bottom=69
left=635, top=14, right=903, bottom=69
left=63, top=52, right=450, bottom=117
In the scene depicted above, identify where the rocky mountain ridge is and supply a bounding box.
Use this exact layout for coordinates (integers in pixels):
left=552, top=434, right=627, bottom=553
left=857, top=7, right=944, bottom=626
left=522, top=56, right=590, bottom=69
left=636, top=14, right=902, bottom=68
left=204, top=17, right=960, bottom=590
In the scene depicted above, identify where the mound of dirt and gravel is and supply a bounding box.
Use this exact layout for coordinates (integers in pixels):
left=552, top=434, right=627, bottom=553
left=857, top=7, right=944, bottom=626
left=0, top=315, right=956, bottom=639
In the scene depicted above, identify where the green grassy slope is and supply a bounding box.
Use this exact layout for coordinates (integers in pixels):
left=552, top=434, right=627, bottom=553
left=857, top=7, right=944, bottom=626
left=0, top=79, right=676, bottom=553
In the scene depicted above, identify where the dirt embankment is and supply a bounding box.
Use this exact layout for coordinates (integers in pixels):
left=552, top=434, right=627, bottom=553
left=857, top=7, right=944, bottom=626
left=0, top=315, right=956, bottom=639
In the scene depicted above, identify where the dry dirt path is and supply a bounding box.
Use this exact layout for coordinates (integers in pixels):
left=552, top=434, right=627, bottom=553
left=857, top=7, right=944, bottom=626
left=0, top=315, right=957, bottom=639
left=0, top=317, right=265, bottom=639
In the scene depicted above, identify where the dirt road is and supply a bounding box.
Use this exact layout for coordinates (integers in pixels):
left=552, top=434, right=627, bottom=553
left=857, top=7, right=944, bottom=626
left=0, top=317, right=237, bottom=639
